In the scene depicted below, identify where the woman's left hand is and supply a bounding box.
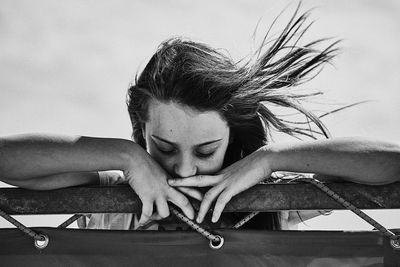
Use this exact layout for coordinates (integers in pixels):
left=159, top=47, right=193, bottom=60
left=168, top=147, right=273, bottom=223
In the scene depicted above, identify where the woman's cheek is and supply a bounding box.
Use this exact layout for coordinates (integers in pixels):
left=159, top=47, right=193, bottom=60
left=150, top=152, right=175, bottom=174
left=197, top=155, right=225, bottom=175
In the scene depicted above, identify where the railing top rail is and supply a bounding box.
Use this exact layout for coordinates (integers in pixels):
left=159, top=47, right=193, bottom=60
left=1, top=182, right=399, bottom=215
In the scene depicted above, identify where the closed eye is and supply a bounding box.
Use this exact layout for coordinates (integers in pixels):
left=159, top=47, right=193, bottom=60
left=157, top=146, right=177, bottom=155
left=195, top=151, right=215, bottom=159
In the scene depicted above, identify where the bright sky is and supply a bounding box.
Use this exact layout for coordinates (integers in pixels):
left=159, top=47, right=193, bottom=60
left=0, top=0, right=399, bottom=230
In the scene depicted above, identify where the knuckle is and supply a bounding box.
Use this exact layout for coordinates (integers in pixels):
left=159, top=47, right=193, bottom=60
left=196, top=175, right=204, bottom=182
left=179, top=196, right=190, bottom=207
left=203, top=191, right=213, bottom=201
left=219, top=192, right=231, bottom=204
left=170, top=179, right=180, bottom=186
left=215, top=174, right=224, bottom=182
left=167, top=186, right=176, bottom=194
left=204, top=187, right=220, bottom=201
left=142, top=211, right=152, bottom=218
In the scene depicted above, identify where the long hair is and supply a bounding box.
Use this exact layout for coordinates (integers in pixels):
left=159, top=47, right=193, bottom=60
left=127, top=6, right=337, bottom=162
left=126, top=5, right=339, bottom=230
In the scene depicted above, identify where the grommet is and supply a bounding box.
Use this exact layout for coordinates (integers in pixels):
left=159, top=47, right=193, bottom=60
left=390, top=239, right=400, bottom=250
left=209, top=235, right=224, bottom=250
left=319, top=210, right=333, bottom=216
left=34, top=234, right=49, bottom=250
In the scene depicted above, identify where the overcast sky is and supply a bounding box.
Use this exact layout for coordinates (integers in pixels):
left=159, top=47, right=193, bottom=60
left=1, top=0, right=399, bottom=229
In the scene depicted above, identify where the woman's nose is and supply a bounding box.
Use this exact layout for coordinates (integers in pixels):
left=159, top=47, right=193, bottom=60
left=173, top=154, right=197, bottom=178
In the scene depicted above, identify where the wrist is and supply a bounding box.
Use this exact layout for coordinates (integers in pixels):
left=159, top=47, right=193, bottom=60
left=120, top=141, right=148, bottom=172
left=258, top=144, right=282, bottom=172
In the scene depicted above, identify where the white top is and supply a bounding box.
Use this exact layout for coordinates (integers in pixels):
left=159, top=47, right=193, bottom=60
left=85, top=171, right=139, bottom=230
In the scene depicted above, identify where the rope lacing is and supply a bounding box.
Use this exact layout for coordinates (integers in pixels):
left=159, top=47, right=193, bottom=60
left=58, top=214, right=83, bottom=228
left=2, top=177, right=399, bottom=250
left=231, top=177, right=399, bottom=243
left=56, top=208, right=224, bottom=245
left=232, top=211, right=260, bottom=229
left=293, top=177, right=400, bottom=242
left=0, top=208, right=44, bottom=241
left=169, top=206, right=224, bottom=248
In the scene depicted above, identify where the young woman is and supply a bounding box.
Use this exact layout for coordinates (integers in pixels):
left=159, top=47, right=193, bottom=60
left=1, top=9, right=399, bottom=231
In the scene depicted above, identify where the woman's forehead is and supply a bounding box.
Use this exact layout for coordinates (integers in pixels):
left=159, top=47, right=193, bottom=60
left=146, top=100, right=229, bottom=142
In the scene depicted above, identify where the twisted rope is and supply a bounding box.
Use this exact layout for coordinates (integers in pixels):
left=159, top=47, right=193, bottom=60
left=232, top=211, right=260, bottom=229
left=58, top=214, right=83, bottom=228
left=0, top=207, right=44, bottom=241
left=296, top=177, right=399, bottom=241
left=170, top=206, right=220, bottom=243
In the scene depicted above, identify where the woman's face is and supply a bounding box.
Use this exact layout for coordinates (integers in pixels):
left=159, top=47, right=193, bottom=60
left=143, top=99, right=230, bottom=178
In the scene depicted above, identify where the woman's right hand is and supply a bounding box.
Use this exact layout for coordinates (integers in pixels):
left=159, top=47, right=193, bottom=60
left=124, top=148, right=195, bottom=226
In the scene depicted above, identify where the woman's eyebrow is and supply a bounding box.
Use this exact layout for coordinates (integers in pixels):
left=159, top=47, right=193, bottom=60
left=151, top=135, right=222, bottom=147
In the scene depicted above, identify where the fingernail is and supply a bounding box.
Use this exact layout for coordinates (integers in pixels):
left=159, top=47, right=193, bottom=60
left=167, top=179, right=174, bottom=185
left=211, top=216, right=217, bottom=223
left=196, top=217, right=201, bottom=223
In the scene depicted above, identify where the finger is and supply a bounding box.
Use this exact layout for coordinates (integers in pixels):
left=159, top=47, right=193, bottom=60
left=196, top=185, right=224, bottom=223
left=167, top=188, right=195, bottom=220
left=168, top=175, right=221, bottom=187
left=139, top=211, right=164, bottom=226
left=138, top=199, right=153, bottom=226
left=135, top=220, right=158, bottom=230
left=212, top=190, right=233, bottom=223
left=177, top=186, right=204, bottom=201
left=155, top=198, right=170, bottom=219
left=149, top=213, right=164, bottom=221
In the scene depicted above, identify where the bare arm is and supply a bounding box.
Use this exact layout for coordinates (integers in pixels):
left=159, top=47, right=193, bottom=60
left=1, top=172, right=100, bottom=190
left=265, top=137, right=400, bottom=185
left=269, top=137, right=400, bottom=228
left=169, top=137, right=400, bottom=223
left=0, top=133, right=196, bottom=221
left=0, top=134, right=151, bottom=190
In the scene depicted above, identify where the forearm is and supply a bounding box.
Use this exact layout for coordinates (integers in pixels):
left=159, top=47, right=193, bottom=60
left=2, top=171, right=100, bottom=190
left=263, top=137, right=400, bottom=184
left=0, top=134, right=144, bottom=181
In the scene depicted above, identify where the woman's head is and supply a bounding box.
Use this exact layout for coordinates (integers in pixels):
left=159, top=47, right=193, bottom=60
left=142, top=99, right=230, bottom=177
left=127, top=9, right=338, bottom=177
left=127, top=38, right=267, bottom=175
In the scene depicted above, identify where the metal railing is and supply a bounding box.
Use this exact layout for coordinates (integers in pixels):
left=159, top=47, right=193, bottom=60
left=1, top=181, right=399, bottom=215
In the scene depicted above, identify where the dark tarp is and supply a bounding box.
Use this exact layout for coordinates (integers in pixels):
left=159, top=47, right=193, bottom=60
left=0, top=227, right=399, bottom=266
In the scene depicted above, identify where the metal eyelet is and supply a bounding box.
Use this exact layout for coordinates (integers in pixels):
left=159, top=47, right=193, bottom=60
left=34, top=234, right=49, bottom=250
left=209, top=235, right=224, bottom=250
left=390, top=239, right=400, bottom=250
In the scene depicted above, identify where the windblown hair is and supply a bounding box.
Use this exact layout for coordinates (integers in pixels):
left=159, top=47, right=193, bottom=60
left=127, top=6, right=338, bottom=166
